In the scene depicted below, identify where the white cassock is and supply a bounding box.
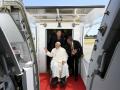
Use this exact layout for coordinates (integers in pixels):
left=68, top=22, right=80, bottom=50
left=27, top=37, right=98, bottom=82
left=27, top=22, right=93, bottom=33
left=47, top=47, right=69, bottom=78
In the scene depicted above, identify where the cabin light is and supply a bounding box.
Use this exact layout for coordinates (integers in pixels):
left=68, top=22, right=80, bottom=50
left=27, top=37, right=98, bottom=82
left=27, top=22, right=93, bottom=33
left=72, top=23, right=79, bottom=27
left=72, top=23, right=75, bottom=27
left=40, top=23, right=47, bottom=27
left=43, top=23, right=47, bottom=27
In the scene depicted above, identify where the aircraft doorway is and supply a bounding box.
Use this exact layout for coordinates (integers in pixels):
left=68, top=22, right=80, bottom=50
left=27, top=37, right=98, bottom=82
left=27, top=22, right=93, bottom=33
left=46, top=29, right=72, bottom=71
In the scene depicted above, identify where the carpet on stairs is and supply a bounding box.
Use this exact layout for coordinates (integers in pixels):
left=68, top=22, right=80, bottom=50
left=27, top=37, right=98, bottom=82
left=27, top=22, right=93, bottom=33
left=39, top=73, right=86, bottom=90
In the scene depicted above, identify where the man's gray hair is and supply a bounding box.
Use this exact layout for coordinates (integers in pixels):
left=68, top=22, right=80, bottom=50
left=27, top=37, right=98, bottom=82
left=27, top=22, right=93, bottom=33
left=56, top=42, right=61, bottom=46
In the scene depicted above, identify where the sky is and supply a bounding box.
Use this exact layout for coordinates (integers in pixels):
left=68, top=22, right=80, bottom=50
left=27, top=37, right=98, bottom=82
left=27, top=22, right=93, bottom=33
left=23, top=0, right=109, bottom=6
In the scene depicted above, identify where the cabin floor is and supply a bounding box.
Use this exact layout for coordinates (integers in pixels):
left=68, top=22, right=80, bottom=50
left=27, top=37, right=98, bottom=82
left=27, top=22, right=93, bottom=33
left=39, top=73, right=86, bottom=90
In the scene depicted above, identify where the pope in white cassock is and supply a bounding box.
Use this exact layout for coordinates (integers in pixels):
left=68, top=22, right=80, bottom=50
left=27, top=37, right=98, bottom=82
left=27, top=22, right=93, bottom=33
left=44, top=42, right=69, bottom=87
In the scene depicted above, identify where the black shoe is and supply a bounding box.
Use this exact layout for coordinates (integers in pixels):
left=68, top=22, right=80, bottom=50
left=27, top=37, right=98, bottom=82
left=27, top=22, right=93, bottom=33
left=50, top=77, right=58, bottom=88
left=60, top=76, right=66, bottom=87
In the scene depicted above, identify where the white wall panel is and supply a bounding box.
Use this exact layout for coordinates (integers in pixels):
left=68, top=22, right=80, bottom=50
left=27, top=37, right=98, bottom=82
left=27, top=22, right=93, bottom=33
left=37, top=24, right=46, bottom=73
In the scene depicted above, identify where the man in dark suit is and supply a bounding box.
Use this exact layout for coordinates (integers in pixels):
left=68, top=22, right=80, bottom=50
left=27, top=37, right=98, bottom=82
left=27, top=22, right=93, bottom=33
left=47, top=30, right=65, bottom=51
left=65, top=36, right=83, bottom=80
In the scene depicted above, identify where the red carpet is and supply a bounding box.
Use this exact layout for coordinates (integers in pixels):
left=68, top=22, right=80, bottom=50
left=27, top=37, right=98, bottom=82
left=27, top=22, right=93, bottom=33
left=39, top=73, right=86, bottom=90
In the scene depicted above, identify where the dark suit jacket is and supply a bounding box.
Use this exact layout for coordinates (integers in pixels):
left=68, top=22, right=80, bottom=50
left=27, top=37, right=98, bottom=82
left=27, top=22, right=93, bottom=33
left=47, top=33, right=65, bottom=51
left=65, top=40, right=83, bottom=60
left=73, top=40, right=83, bottom=59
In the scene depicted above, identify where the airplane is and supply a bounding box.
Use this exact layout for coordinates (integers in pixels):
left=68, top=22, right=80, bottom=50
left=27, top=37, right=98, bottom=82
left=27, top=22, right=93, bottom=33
left=0, top=0, right=120, bottom=90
